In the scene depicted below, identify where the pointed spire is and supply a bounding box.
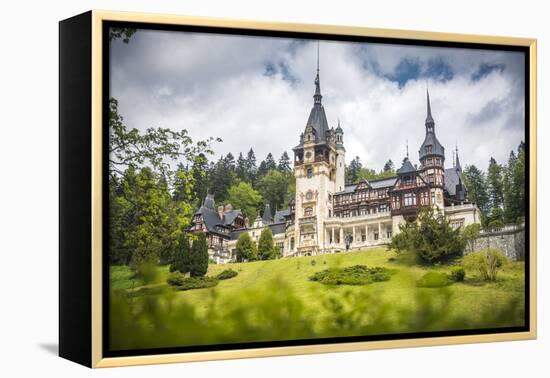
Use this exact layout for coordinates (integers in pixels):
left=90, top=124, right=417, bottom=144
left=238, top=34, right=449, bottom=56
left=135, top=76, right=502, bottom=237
left=313, top=41, right=322, bottom=105
left=406, top=139, right=409, bottom=158
left=426, top=87, right=434, bottom=126
left=455, top=143, right=462, bottom=171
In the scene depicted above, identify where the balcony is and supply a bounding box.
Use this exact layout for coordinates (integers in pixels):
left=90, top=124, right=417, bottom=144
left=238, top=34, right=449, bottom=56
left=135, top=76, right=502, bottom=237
left=298, top=216, right=316, bottom=225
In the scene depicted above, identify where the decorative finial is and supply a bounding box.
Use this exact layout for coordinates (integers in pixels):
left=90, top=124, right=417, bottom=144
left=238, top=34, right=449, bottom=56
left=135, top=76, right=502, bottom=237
left=452, top=149, right=456, bottom=167
left=317, top=40, right=320, bottom=74
left=406, top=139, right=409, bottom=159
left=455, top=142, right=461, bottom=170
left=425, top=84, right=435, bottom=128
left=313, top=41, right=322, bottom=104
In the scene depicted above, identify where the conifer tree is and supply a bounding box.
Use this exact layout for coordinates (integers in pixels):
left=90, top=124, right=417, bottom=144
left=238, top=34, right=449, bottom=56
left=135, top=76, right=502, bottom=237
left=463, top=165, right=490, bottom=223
left=487, top=157, right=504, bottom=211
left=258, top=228, right=276, bottom=260
left=188, top=233, right=209, bottom=277
left=170, top=233, right=191, bottom=273
left=236, top=152, right=247, bottom=181
left=245, top=148, right=257, bottom=183
left=278, top=151, right=291, bottom=173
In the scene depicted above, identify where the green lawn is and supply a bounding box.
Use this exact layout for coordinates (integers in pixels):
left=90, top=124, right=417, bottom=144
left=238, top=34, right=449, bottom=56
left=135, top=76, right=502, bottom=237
left=109, top=247, right=525, bottom=350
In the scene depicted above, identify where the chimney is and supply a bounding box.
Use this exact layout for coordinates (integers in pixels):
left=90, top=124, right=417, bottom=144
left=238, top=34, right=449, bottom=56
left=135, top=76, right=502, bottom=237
left=217, top=206, right=224, bottom=220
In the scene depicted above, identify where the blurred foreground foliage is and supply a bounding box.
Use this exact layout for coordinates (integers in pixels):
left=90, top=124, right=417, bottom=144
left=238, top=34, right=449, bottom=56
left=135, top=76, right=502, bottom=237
left=110, top=265, right=524, bottom=351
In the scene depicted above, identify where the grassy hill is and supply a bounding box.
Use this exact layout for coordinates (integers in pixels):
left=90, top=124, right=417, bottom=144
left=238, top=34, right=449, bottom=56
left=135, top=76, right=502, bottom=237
left=110, top=247, right=525, bottom=350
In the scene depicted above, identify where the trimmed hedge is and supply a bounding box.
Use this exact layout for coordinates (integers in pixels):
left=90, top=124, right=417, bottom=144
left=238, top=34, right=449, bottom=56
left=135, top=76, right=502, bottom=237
left=450, top=267, right=466, bottom=282
left=167, top=272, right=219, bottom=290
left=216, top=269, right=238, bottom=280
left=309, top=265, right=391, bottom=286
left=416, top=271, right=452, bottom=288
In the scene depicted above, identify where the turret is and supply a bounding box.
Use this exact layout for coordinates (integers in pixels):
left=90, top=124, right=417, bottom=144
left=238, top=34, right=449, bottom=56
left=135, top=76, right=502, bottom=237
left=418, top=89, right=446, bottom=209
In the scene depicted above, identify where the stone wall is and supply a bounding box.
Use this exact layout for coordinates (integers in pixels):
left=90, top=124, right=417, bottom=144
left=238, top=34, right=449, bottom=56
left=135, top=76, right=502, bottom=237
left=470, top=224, right=525, bottom=261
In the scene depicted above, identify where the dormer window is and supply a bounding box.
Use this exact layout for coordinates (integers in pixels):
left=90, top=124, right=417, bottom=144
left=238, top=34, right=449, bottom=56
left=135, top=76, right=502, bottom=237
left=425, top=145, right=433, bottom=154
left=307, top=167, right=313, bottom=178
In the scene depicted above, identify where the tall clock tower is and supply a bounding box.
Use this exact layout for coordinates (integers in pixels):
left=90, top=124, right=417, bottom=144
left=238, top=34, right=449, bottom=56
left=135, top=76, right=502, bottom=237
left=290, top=49, right=344, bottom=256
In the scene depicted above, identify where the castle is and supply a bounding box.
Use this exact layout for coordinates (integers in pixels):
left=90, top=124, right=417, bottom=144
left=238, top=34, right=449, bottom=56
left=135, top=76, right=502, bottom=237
left=189, top=56, right=481, bottom=263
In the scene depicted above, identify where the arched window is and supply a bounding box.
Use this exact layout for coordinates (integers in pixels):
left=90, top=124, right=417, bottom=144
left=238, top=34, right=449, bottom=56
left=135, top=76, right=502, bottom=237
left=304, top=207, right=313, bottom=216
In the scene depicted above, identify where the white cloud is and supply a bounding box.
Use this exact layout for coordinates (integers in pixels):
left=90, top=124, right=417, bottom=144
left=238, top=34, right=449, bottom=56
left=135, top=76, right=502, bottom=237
left=110, top=29, right=525, bottom=171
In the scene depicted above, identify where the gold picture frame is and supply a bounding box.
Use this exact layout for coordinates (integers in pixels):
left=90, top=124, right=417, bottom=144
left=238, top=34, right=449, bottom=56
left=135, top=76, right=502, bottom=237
left=59, top=9, right=537, bottom=368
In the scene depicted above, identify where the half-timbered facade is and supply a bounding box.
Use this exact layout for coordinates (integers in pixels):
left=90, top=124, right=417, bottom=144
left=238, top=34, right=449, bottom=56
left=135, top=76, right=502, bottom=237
left=189, top=58, right=481, bottom=262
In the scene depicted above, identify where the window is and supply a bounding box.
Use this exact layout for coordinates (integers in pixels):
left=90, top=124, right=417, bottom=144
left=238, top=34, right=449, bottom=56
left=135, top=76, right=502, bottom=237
left=379, top=204, right=388, bottom=212
left=428, top=174, right=435, bottom=184
left=431, top=191, right=436, bottom=204
left=426, top=158, right=433, bottom=166
left=403, top=192, right=416, bottom=207
left=307, top=168, right=313, bottom=178
left=421, top=191, right=429, bottom=205
left=304, top=207, right=313, bottom=216
left=450, top=220, right=464, bottom=230
left=425, top=145, right=433, bottom=153
left=392, top=195, right=400, bottom=209
left=374, top=233, right=379, bottom=241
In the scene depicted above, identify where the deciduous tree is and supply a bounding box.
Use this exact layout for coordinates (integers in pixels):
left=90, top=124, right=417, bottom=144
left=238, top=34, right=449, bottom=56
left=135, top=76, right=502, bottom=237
left=236, top=232, right=257, bottom=262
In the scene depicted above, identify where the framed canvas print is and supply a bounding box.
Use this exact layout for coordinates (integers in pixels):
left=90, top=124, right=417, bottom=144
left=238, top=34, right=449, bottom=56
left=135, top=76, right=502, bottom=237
left=59, top=10, right=537, bottom=368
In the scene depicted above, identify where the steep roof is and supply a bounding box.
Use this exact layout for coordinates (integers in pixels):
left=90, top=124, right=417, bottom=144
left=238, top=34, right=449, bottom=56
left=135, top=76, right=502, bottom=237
left=305, top=103, right=330, bottom=143
left=274, top=208, right=290, bottom=222
left=419, top=89, right=445, bottom=160
left=295, top=51, right=332, bottom=148
left=335, top=176, right=397, bottom=195
left=445, top=167, right=467, bottom=200
left=262, top=203, right=273, bottom=224
left=419, top=132, right=445, bottom=159
left=397, top=157, right=417, bottom=175
left=194, top=196, right=243, bottom=235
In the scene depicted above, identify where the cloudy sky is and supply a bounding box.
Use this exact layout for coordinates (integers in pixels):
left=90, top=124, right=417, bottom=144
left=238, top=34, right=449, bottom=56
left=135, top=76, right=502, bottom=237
left=110, top=29, right=525, bottom=171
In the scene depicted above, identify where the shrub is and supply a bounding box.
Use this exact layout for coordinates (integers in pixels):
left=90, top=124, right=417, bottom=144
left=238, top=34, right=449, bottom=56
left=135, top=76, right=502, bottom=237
left=167, top=271, right=186, bottom=286
left=416, top=271, right=452, bottom=288
left=167, top=272, right=220, bottom=290
left=461, top=224, right=480, bottom=253
left=309, top=265, right=391, bottom=286
left=463, top=248, right=509, bottom=281
left=236, top=232, right=257, bottom=262
left=258, top=228, right=277, bottom=260
left=450, top=267, right=466, bottom=282
left=216, top=269, right=238, bottom=280
left=178, top=276, right=219, bottom=290
left=389, top=207, right=465, bottom=264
